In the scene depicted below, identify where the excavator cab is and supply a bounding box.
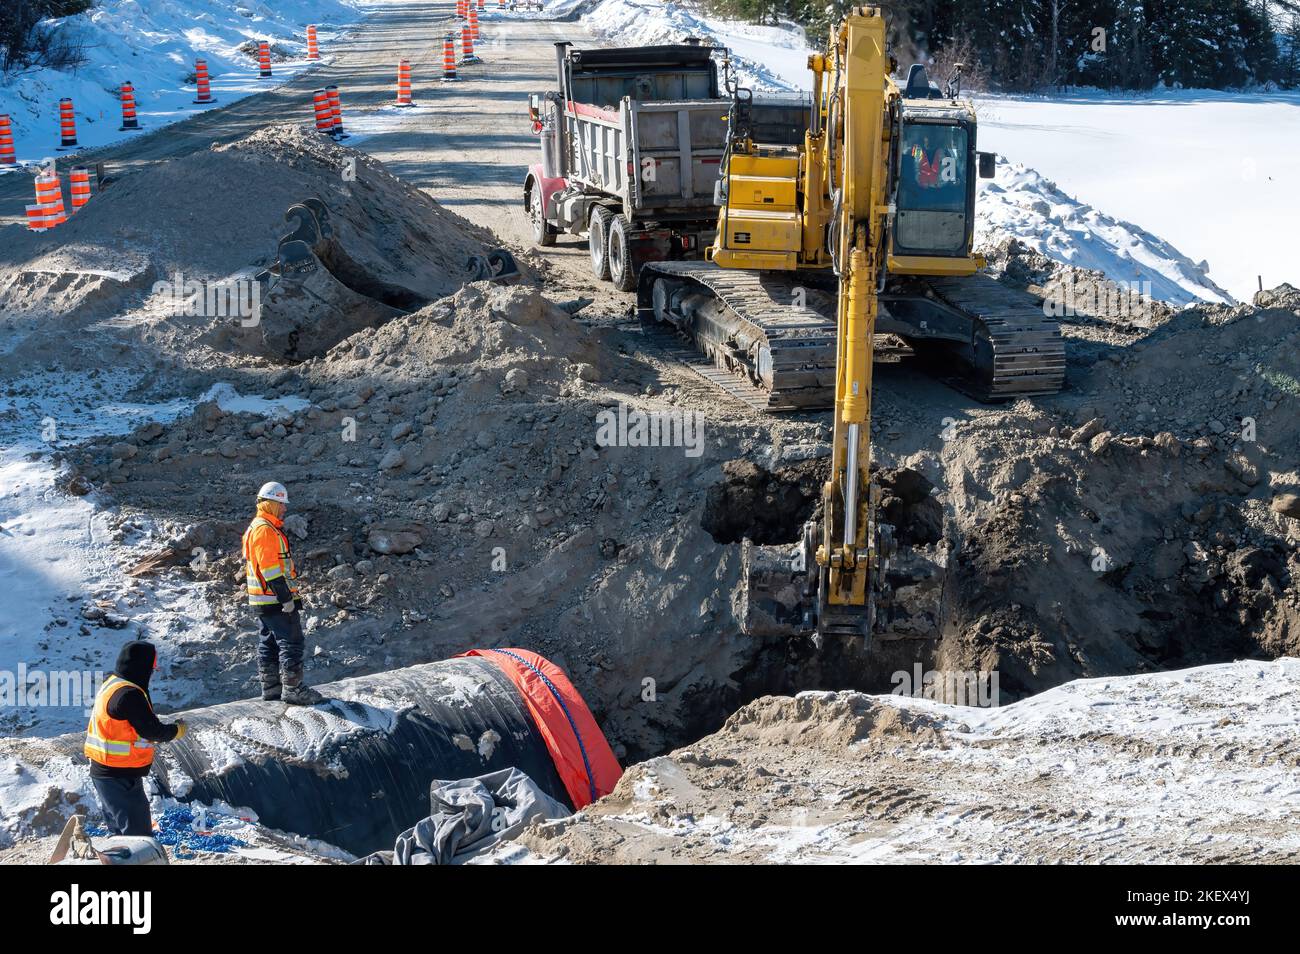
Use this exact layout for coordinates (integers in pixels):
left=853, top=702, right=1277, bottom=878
left=888, top=63, right=996, bottom=274
left=891, top=109, right=980, bottom=266
left=895, top=115, right=972, bottom=256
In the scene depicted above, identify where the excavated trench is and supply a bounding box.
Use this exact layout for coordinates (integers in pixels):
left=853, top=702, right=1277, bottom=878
left=661, top=446, right=1298, bottom=766
left=644, top=458, right=954, bottom=763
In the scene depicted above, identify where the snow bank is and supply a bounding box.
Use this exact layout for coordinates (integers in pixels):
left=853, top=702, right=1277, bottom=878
left=500, top=0, right=813, bottom=90
left=976, top=89, right=1300, bottom=302
left=977, top=158, right=1234, bottom=305
left=0, top=0, right=370, bottom=163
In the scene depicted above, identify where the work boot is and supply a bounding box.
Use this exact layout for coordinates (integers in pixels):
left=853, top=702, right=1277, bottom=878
left=281, top=669, right=324, bottom=706
left=260, top=673, right=282, bottom=702
left=282, top=682, right=324, bottom=706
left=258, top=660, right=282, bottom=701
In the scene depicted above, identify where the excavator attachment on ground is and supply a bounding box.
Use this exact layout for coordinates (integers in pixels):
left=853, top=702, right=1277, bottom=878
left=254, top=199, right=403, bottom=359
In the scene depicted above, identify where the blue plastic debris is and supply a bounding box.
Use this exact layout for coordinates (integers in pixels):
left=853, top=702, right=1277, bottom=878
left=152, top=806, right=248, bottom=857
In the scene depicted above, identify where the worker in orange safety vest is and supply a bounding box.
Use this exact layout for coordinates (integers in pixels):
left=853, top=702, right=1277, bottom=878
left=85, top=640, right=187, bottom=836
left=242, top=481, right=324, bottom=705
left=910, top=140, right=942, bottom=188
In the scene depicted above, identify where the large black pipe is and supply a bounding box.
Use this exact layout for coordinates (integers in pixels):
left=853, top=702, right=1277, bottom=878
left=141, top=656, right=571, bottom=857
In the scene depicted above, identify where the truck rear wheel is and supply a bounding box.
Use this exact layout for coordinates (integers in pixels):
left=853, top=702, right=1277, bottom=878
left=607, top=215, right=638, bottom=292
left=589, top=206, right=613, bottom=280
left=528, top=182, right=556, bottom=247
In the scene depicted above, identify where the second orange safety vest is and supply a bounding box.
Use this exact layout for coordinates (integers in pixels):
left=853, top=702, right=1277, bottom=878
left=84, top=675, right=157, bottom=769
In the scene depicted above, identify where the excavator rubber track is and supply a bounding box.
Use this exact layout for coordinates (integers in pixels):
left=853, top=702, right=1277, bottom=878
left=637, top=260, right=839, bottom=411
left=916, top=275, right=1067, bottom=401
left=639, top=260, right=1065, bottom=409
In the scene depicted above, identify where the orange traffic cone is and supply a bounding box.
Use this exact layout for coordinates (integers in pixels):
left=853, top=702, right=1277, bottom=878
left=442, top=34, right=457, bottom=81
left=194, top=59, right=216, bottom=104
left=327, top=85, right=347, bottom=138
left=477, top=0, right=485, bottom=10
left=57, top=98, right=77, bottom=150
left=313, top=89, right=334, bottom=132
left=258, top=41, right=272, bottom=78
left=69, top=166, right=92, bottom=212
left=35, top=172, right=66, bottom=226
left=118, top=81, right=141, bottom=131
left=461, top=26, right=480, bottom=65
left=456, top=0, right=466, bottom=18
left=0, top=114, right=16, bottom=166
left=395, top=59, right=414, bottom=106
left=469, top=6, right=480, bottom=41
left=306, top=25, right=320, bottom=60
left=26, top=203, right=53, bottom=232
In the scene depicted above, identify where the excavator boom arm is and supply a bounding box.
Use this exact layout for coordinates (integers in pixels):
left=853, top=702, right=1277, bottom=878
left=818, top=8, right=893, bottom=621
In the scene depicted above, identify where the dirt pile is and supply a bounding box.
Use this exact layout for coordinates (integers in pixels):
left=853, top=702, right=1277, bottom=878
left=8, top=121, right=1300, bottom=772
left=512, top=659, right=1300, bottom=864
left=0, top=125, right=509, bottom=378
left=58, top=282, right=815, bottom=758
left=5, top=124, right=495, bottom=283
left=923, top=286, right=1300, bottom=696
left=47, top=257, right=1300, bottom=753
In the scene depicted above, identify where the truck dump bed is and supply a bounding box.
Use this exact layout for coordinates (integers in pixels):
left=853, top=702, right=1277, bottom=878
left=563, top=98, right=729, bottom=214
left=556, top=44, right=729, bottom=219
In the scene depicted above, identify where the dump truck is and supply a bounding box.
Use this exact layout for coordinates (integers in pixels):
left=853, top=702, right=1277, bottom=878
left=524, top=42, right=733, bottom=290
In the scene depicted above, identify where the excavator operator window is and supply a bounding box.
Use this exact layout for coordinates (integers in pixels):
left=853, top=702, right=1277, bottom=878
left=894, top=121, right=970, bottom=255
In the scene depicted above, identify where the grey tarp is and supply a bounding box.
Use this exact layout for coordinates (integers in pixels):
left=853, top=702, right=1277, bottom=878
left=361, top=767, right=570, bottom=865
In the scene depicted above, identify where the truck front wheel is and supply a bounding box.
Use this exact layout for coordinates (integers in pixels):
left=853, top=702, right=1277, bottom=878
left=528, top=182, right=556, bottom=247
left=589, top=206, right=613, bottom=280
left=607, top=215, right=638, bottom=292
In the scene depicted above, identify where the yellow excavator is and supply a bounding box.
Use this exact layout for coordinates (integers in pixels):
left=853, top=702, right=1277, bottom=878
left=642, top=7, right=1064, bottom=640
left=732, top=6, right=898, bottom=641
left=641, top=7, right=1063, bottom=411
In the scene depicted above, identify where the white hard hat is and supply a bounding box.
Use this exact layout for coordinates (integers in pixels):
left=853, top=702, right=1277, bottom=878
left=257, top=481, right=289, bottom=505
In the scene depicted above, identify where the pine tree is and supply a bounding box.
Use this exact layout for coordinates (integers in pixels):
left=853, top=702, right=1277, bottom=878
left=1286, top=13, right=1300, bottom=87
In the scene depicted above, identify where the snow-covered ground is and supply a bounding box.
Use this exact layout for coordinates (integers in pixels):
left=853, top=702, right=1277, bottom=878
left=975, top=90, right=1300, bottom=303
left=511, top=659, right=1300, bottom=864
left=577, top=0, right=811, bottom=90
left=0, top=0, right=370, bottom=164
left=515, top=0, right=812, bottom=90
left=0, top=372, right=307, bottom=736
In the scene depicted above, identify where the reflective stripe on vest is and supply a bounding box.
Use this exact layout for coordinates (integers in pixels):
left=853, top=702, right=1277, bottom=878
left=84, top=675, right=156, bottom=769
left=243, top=516, right=297, bottom=605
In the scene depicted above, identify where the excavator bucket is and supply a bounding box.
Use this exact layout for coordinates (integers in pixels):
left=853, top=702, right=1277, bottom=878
left=258, top=251, right=404, bottom=360
left=253, top=199, right=426, bottom=360
left=739, top=469, right=947, bottom=643
left=465, top=249, right=523, bottom=283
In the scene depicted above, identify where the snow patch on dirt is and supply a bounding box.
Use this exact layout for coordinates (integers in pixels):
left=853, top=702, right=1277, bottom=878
left=517, top=660, right=1300, bottom=863
left=0, top=372, right=323, bottom=737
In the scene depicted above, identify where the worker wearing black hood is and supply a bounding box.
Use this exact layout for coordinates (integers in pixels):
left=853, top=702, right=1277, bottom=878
left=84, top=641, right=187, bottom=837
